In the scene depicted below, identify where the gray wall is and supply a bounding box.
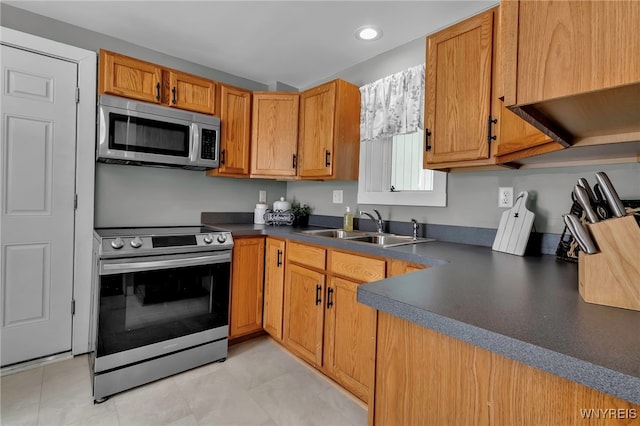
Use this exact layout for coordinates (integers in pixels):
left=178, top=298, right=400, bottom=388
left=289, top=33, right=640, bottom=234
left=2, top=4, right=288, bottom=228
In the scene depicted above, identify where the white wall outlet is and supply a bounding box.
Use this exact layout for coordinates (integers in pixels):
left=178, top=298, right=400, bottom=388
left=498, top=187, right=514, bottom=208
left=259, top=190, right=267, bottom=203
left=332, top=190, right=343, bottom=204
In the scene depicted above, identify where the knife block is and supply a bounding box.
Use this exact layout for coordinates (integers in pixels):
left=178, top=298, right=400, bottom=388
left=578, top=214, right=640, bottom=311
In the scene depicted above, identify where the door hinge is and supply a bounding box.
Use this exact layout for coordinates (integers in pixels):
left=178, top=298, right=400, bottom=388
left=74, top=194, right=78, bottom=210
left=75, top=87, right=80, bottom=104
left=71, top=299, right=76, bottom=315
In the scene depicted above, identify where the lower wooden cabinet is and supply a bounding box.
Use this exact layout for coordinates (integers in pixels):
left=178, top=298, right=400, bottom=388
left=387, top=258, right=428, bottom=277
left=371, top=311, right=639, bottom=426
left=229, top=237, right=265, bottom=338
left=283, top=263, right=325, bottom=366
left=263, top=237, right=286, bottom=341
left=283, top=242, right=384, bottom=403
left=323, top=276, right=376, bottom=402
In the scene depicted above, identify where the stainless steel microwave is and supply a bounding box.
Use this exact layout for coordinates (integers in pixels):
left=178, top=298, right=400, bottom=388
left=97, top=95, right=220, bottom=170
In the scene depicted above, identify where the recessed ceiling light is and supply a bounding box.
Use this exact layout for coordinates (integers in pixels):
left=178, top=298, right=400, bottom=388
left=355, top=25, right=382, bottom=41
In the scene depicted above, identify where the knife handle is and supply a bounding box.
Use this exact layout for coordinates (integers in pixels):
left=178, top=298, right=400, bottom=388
left=573, top=185, right=599, bottom=224
left=563, top=214, right=598, bottom=254
left=577, top=178, right=597, bottom=202
left=595, top=172, right=626, bottom=218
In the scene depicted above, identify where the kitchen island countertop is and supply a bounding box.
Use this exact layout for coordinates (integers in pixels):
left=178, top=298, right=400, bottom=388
left=203, top=222, right=640, bottom=405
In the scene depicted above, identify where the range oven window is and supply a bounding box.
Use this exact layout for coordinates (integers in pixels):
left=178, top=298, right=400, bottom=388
left=97, top=262, right=229, bottom=357
left=109, top=113, right=190, bottom=157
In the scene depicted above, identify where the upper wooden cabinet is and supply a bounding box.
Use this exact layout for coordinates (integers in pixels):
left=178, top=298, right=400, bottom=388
left=250, top=92, right=300, bottom=178
left=423, top=7, right=562, bottom=170
left=162, top=70, right=216, bottom=114
left=503, top=0, right=640, bottom=148
left=424, top=9, right=494, bottom=165
left=99, top=50, right=162, bottom=103
left=298, top=79, right=360, bottom=180
left=208, top=84, right=252, bottom=177
left=99, top=49, right=217, bottom=115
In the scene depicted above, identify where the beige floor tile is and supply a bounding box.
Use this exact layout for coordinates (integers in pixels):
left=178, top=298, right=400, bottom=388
left=176, top=367, right=272, bottom=426
left=113, top=377, right=191, bottom=426
left=1, top=337, right=367, bottom=426
left=1, top=367, right=43, bottom=426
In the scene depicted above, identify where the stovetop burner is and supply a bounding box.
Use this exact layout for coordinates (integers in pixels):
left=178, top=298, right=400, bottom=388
left=94, top=225, right=233, bottom=259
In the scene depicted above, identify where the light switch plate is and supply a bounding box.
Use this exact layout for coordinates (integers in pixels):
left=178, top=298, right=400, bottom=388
left=333, top=190, right=343, bottom=204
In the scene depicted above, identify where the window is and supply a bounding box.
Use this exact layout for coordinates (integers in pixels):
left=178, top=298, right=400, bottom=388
left=358, top=129, right=447, bottom=206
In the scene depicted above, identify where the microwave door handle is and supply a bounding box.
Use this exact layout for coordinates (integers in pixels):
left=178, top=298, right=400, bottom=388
left=190, top=123, right=199, bottom=163
left=100, top=253, right=230, bottom=275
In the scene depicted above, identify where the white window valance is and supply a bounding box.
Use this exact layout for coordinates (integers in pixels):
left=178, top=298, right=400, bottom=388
left=359, top=64, right=425, bottom=143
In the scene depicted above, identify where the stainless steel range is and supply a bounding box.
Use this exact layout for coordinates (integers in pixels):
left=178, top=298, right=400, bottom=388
left=90, top=226, right=233, bottom=402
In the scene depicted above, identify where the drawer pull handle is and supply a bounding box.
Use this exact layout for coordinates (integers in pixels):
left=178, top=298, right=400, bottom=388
left=276, top=249, right=282, bottom=267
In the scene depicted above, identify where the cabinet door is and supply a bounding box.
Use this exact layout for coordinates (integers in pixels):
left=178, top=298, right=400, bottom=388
left=164, top=70, right=216, bottom=115
left=263, top=238, right=285, bottom=341
left=230, top=237, right=265, bottom=338
left=214, top=84, right=252, bottom=176
left=251, top=93, right=300, bottom=178
left=99, top=49, right=161, bottom=103
left=494, top=103, right=563, bottom=162
left=323, top=277, right=376, bottom=402
left=505, top=0, right=640, bottom=106
left=424, top=9, right=494, bottom=165
left=283, top=264, right=325, bottom=366
left=298, top=81, right=336, bottom=178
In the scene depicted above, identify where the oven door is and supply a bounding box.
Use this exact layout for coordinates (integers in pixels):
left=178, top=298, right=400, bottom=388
left=94, top=251, right=230, bottom=372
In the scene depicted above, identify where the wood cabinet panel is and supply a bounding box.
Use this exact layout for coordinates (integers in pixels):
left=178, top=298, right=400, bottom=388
left=298, top=80, right=360, bottom=180
left=163, top=70, right=216, bottom=114
left=250, top=92, right=299, bottom=178
left=323, top=276, right=376, bottom=402
left=372, top=311, right=640, bottom=426
left=263, top=238, right=285, bottom=341
left=509, top=0, right=640, bottom=106
left=328, top=251, right=385, bottom=283
left=287, top=241, right=326, bottom=270
left=230, top=237, right=264, bottom=338
left=99, top=49, right=161, bottom=103
left=424, top=9, right=494, bottom=165
left=387, top=259, right=428, bottom=277
left=210, top=84, right=251, bottom=177
left=298, top=82, right=335, bottom=177
left=283, top=263, right=325, bottom=366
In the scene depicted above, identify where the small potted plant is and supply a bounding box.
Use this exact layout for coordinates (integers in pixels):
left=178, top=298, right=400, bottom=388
left=291, top=202, right=311, bottom=228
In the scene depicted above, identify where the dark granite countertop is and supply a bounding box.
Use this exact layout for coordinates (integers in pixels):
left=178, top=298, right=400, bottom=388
left=203, top=221, right=640, bottom=405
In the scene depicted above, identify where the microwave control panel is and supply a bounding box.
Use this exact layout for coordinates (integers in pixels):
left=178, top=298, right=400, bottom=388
left=201, top=128, right=218, bottom=160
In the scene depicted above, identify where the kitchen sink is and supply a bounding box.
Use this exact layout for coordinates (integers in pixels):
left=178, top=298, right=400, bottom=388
left=297, top=229, right=369, bottom=239
left=296, top=228, right=435, bottom=248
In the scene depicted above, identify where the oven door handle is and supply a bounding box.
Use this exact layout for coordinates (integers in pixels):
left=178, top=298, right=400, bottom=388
left=100, top=253, right=230, bottom=275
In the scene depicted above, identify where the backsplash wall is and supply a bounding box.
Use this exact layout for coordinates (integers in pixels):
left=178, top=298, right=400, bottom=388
left=94, top=164, right=286, bottom=227
left=287, top=163, right=638, bottom=234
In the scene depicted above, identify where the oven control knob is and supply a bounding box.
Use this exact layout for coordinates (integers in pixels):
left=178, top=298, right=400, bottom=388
left=203, top=234, right=213, bottom=244
left=111, top=237, right=124, bottom=250
left=130, top=237, right=143, bottom=248
left=216, top=234, right=228, bottom=244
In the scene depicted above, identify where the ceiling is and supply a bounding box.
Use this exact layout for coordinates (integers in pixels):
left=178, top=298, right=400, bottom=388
left=6, top=1, right=497, bottom=89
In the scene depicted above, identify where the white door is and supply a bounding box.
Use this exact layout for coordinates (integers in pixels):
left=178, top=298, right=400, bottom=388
left=1, top=45, right=78, bottom=366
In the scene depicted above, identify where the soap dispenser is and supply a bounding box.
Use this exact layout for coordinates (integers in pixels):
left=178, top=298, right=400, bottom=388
left=343, top=206, right=353, bottom=231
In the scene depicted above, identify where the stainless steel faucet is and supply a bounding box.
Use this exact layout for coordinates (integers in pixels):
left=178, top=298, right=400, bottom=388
left=360, top=209, right=384, bottom=233
left=411, top=218, right=419, bottom=240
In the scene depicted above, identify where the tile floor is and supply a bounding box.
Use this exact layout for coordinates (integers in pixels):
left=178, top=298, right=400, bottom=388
left=1, top=336, right=367, bottom=426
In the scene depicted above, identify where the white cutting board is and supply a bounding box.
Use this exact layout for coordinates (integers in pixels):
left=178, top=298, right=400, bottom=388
left=492, top=191, right=535, bottom=256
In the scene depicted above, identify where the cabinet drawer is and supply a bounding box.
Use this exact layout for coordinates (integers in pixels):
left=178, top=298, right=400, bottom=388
left=287, top=242, right=326, bottom=270
left=329, top=251, right=385, bottom=283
